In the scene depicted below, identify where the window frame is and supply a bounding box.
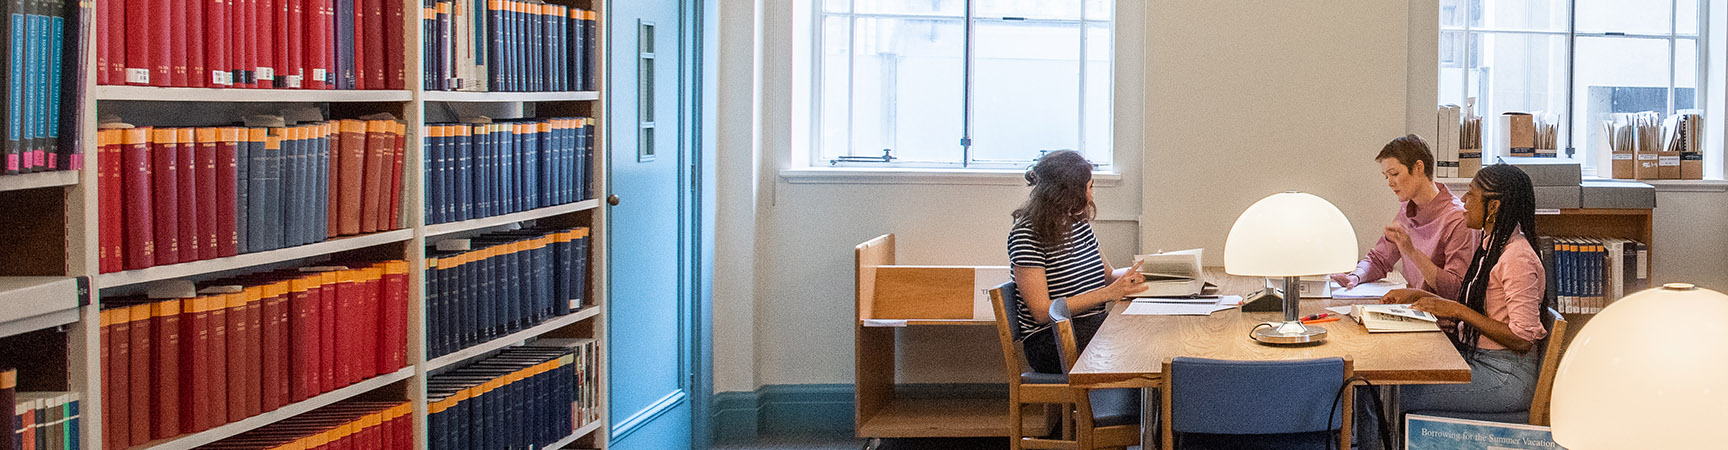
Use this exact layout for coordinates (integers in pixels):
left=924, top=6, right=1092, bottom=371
left=1441, top=0, right=1708, bottom=174
left=806, top=1, right=1116, bottom=170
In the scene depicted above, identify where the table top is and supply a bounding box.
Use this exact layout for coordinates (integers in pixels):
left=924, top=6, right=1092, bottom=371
left=1066, top=269, right=1472, bottom=388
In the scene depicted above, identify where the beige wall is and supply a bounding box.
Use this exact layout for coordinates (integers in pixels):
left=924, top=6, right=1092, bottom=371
left=710, top=0, right=1728, bottom=393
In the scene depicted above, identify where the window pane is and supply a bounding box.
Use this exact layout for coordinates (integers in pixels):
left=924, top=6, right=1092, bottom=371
left=1470, top=32, right=1569, bottom=151
left=1576, top=0, right=1672, bottom=35
left=818, top=16, right=853, bottom=161
left=1440, top=0, right=1466, bottom=29
left=976, top=0, right=1080, bottom=20
left=1084, top=0, right=1111, bottom=21
left=1572, top=36, right=1670, bottom=167
left=855, top=0, right=963, bottom=16
left=824, top=0, right=849, bottom=13
left=1439, top=31, right=1469, bottom=107
left=851, top=17, right=966, bottom=163
left=1677, top=38, right=1698, bottom=93
left=1679, top=0, right=1699, bottom=35
left=970, top=20, right=1082, bottom=163
left=1474, top=0, right=1568, bottom=31
left=1082, top=23, right=1112, bottom=166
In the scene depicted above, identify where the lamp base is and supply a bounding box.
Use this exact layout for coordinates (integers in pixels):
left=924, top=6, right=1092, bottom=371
left=1251, top=321, right=1328, bottom=345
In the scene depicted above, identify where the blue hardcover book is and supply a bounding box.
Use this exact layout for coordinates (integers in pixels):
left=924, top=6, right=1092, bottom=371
left=561, top=119, right=573, bottom=204
left=445, top=125, right=461, bottom=222
left=335, top=0, right=355, bottom=89
left=278, top=129, right=297, bottom=247
left=246, top=129, right=270, bottom=251
left=526, top=4, right=540, bottom=92
left=535, top=121, right=550, bottom=208
left=2, top=0, right=19, bottom=174
left=236, top=132, right=250, bottom=253
left=20, top=0, right=38, bottom=172
left=45, top=0, right=58, bottom=169
left=423, top=127, right=440, bottom=224
left=476, top=125, right=490, bottom=217
left=317, top=128, right=330, bottom=240
left=486, top=0, right=501, bottom=89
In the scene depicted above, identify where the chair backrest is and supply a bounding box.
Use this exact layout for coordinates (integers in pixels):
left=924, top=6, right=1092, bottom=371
left=988, top=282, right=1028, bottom=385
left=1528, top=307, right=1569, bottom=426
left=1167, top=357, right=1350, bottom=435
left=1049, top=298, right=1080, bottom=372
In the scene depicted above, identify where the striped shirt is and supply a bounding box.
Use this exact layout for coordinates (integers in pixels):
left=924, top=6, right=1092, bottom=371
left=1007, top=219, right=1109, bottom=340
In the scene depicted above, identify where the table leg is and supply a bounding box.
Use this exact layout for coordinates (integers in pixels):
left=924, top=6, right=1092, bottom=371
left=1381, top=385, right=1401, bottom=450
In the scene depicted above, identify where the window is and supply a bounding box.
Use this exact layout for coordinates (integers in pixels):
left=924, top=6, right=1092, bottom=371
left=803, top=0, right=1114, bottom=169
left=1439, top=0, right=1706, bottom=174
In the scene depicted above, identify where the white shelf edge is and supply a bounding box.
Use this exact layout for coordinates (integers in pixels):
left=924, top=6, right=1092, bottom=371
left=0, top=308, right=81, bottom=340
left=95, top=86, right=413, bottom=103
left=0, top=170, right=79, bottom=192
left=96, top=229, right=416, bottom=288
left=136, top=367, right=416, bottom=450
left=425, top=306, right=603, bottom=371
left=423, top=200, right=600, bottom=238
left=554, top=420, right=604, bottom=449
left=420, top=91, right=600, bottom=103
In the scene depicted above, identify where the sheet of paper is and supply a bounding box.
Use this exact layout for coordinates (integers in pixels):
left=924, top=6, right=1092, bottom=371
left=862, top=319, right=907, bottom=327
left=1326, top=305, right=1354, bottom=316
left=1330, top=280, right=1404, bottom=299
left=1215, top=295, right=1244, bottom=306
left=1123, top=302, right=1234, bottom=316
left=973, top=267, right=1011, bottom=320
left=1131, top=296, right=1218, bottom=304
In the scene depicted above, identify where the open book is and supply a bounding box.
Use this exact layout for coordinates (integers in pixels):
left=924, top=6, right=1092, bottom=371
left=1350, top=304, right=1441, bottom=333
left=1126, top=248, right=1205, bottom=298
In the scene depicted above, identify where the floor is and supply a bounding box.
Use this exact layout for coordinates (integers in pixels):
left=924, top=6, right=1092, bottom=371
left=710, top=433, right=1011, bottom=450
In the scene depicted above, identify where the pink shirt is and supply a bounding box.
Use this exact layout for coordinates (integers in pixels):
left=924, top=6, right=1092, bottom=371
left=1464, top=230, right=1549, bottom=350
left=1348, top=183, right=1476, bottom=300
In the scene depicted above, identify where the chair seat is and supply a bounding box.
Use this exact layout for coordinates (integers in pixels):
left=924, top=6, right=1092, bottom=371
left=1405, top=409, right=1530, bottom=425
left=1088, top=388, right=1140, bottom=427
left=1020, top=371, right=1067, bottom=385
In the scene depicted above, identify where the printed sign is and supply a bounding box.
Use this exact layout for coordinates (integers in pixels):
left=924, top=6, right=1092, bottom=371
left=1406, top=414, right=1567, bottom=450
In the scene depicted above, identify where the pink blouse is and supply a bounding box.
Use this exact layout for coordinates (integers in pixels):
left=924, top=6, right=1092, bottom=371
left=1466, top=230, right=1549, bottom=351
left=1348, top=183, right=1477, bottom=300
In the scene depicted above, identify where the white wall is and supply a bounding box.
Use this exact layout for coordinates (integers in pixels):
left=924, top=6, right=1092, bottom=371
left=710, top=0, right=1728, bottom=394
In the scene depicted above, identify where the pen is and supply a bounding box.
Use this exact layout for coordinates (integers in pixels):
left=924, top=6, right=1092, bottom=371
left=1301, top=313, right=1331, bottom=321
left=1302, top=317, right=1340, bottom=325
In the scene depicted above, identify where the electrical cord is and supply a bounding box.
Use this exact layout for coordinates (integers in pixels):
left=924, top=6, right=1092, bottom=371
left=1329, top=375, right=1392, bottom=450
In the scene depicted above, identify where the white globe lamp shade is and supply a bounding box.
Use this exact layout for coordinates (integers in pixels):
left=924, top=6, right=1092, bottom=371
left=1223, top=192, right=1359, bottom=277
left=1550, top=283, right=1728, bottom=450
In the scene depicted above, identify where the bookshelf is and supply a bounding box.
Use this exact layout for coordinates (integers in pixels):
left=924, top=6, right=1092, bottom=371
left=0, top=1, right=614, bottom=449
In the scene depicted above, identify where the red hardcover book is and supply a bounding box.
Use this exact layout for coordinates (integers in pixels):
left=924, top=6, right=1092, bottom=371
left=96, top=0, right=110, bottom=85
left=359, top=120, right=388, bottom=233
left=127, top=303, right=152, bottom=446
left=153, top=0, right=173, bottom=85
left=107, top=129, right=126, bottom=272
left=317, top=270, right=338, bottom=392
left=177, top=128, right=201, bottom=262
left=362, top=0, right=383, bottom=88
left=302, top=0, right=324, bottom=89
left=287, top=0, right=303, bottom=87
left=177, top=297, right=210, bottom=433
left=151, top=299, right=182, bottom=439
left=96, top=129, right=117, bottom=273
left=205, top=292, right=230, bottom=427
left=244, top=286, right=263, bottom=417
left=122, top=128, right=155, bottom=270
left=336, top=120, right=364, bottom=235
left=323, top=123, right=338, bottom=238
left=350, top=0, right=365, bottom=90
left=275, top=0, right=291, bottom=87
left=380, top=261, right=407, bottom=369
left=215, top=128, right=240, bottom=256
left=125, top=0, right=153, bottom=85
left=196, top=128, right=220, bottom=260
left=239, top=0, right=257, bottom=87
left=384, top=0, right=402, bottom=89
left=289, top=276, right=319, bottom=400
left=171, top=0, right=189, bottom=86
left=384, top=122, right=404, bottom=231
left=207, top=0, right=229, bottom=86
left=102, top=309, right=128, bottom=449
left=333, top=270, right=357, bottom=385
left=223, top=291, right=248, bottom=423
left=105, top=0, right=126, bottom=83
left=257, top=0, right=276, bottom=88
left=258, top=282, right=285, bottom=412
left=320, top=0, right=334, bottom=89
left=189, top=0, right=206, bottom=87
left=150, top=128, right=181, bottom=265
left=361, top=267, right=382, bottom=377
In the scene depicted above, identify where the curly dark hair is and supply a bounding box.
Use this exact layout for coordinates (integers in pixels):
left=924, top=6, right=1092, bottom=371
left=1455, top=164, right=1547, bottom=357
left=1011, top=150, right=1095, bottom=250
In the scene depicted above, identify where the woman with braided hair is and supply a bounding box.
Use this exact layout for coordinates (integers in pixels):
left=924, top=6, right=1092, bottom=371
left=1383, top=163, right=1553, bottom=414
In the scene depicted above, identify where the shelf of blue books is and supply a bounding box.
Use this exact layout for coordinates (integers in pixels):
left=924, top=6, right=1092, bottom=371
left=1533, top=207, right=1654, bottom=353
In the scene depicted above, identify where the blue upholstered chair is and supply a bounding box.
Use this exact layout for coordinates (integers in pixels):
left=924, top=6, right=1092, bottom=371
left=987, top=282, right=1074, bottom=449
left=1161, top=356, right=1355, bottom=450
left=1048, top=297, right=1141, bottom=450
left=1405, top=307, right=1569, bottom=426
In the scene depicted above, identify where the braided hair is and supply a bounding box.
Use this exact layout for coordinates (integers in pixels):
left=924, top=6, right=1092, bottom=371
left=1454, top=164, right=1546, bottom=356
left=1012, top=150, right=1096, bottom=250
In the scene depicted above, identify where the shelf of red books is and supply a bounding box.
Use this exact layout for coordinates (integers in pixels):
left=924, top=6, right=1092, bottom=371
left=95, top=86, right=414, bottom=103
left=129, top=367, right=414, bottom=450
left=95, top=229, right=414, bottom=288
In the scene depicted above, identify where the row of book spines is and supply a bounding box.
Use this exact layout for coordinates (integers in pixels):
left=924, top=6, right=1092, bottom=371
left=11, top=392, right=79, bottom=450
left=1541, top=237, right=1649, bottom=314
left=94, top=120, right=407, bottom=274
left=97, top=261, right=409, bottom=450
left=430, top=228, right=587, bottom=268
left=2, top=0, right=71, bottom=175
left=423, top=118, right=594, bottom=225
left=96, top=0, right=406, bottom=89
left=426, top=343, right=594, bottom=450
left=199, top=401, right=411, bottom=450
left=425, top=0, right=595, bottom=92
left=425, top=228, right=589, bottom=357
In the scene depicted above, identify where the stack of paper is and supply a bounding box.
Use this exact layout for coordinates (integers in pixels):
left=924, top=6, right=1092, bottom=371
left=1329, top=280, right=1402, bottom=299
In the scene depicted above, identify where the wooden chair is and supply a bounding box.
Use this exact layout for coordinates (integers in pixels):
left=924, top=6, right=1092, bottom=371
left=988, top=283, right=1078, bottom=450
left=1161, top=356, right=1355, bottom=450
left=1049, top=298, right=1140, bottom=450
left=1406, top=307, right=1569, bottom=426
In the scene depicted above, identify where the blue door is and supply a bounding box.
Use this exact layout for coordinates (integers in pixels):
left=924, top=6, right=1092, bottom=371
left=606, top=0, right=695, bottom=448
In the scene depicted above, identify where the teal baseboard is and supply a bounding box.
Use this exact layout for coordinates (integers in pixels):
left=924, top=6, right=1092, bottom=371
left=710, top=383, right=1007, bottom=443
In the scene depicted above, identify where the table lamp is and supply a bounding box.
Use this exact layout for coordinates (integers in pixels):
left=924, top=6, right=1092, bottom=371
left=1224, top=192, right=1358, bottom=344
left=1550, top=283, right=1728, bottom=450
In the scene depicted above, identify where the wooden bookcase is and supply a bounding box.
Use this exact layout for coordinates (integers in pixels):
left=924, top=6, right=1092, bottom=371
left=1534, top=207, right=1654, bottom=344
left=0, top=1, right=615, bottom=449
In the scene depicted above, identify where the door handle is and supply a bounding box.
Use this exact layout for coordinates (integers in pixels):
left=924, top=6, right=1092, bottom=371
left=608, top=195, right=621, bottom=206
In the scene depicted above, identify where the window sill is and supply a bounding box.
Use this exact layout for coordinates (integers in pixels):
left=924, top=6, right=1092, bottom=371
left=780, top=168, right=1123, bottom=187
left=1437, top=177, right=1728, bottom=193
